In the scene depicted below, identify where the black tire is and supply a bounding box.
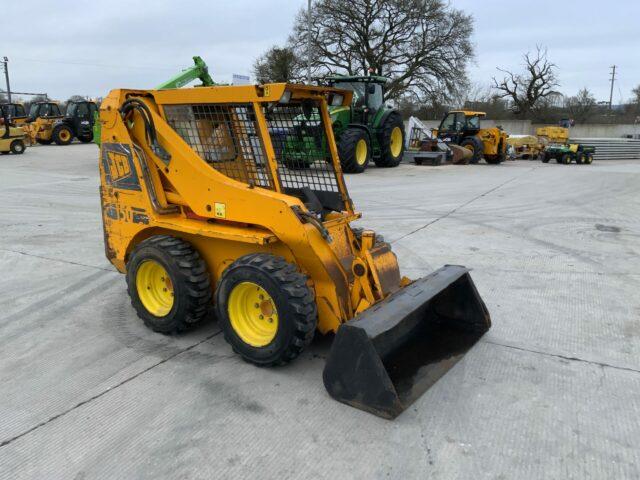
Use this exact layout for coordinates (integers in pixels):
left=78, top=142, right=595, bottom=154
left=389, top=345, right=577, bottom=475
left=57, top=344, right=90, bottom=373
left=540, top=153, right=550, bottom=163
left=576, top=152, right=585, bottom=164
left=53, top=125, right=73, bottom=146
left=585, top=153, right=594, bottom=164
left=460, top=136, right=484, bottom=164
left=216, top=253, right=317, bottom=366
left=36, top=138, right=53, bottom=145
left=126, top=235, right=212, bottom=334
left=375, top=111, right=404, bottom=168
left=337, top=128, right=370, bottom=173
left=10, top=140, right=25, bottom=155
left=562, top=153, right=572, bottom=164
left=78, top=134, right=93, bottom=143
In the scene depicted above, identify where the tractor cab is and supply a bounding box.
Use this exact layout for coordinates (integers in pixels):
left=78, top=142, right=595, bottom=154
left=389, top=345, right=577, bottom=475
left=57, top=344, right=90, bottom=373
left=436, top=110, right=485, bottom=144
left=325, top=75, right=387, bottom=125
left=27, top=102, right=62, bottom=122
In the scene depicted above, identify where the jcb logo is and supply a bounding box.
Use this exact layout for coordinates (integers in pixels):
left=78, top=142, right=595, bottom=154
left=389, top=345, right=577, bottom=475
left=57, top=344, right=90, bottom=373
left=101, top=143, right=141, bottom=191
left=107, top=151, right=131, bottom=181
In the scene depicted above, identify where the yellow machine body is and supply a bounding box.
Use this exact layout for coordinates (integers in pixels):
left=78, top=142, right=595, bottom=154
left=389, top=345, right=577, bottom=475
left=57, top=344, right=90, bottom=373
left=98, top=83, right=491, bottom=418
left=0, top=124, right=27, bottom=153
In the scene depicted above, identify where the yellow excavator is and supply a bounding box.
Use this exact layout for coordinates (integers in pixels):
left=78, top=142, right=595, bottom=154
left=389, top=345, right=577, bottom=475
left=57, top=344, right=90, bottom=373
left=97, top=82, right=491, bottom=418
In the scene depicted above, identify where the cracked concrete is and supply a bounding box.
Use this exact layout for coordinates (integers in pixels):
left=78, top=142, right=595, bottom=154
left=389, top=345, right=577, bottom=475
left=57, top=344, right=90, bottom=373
left=0, top=144, right=639, bottom=479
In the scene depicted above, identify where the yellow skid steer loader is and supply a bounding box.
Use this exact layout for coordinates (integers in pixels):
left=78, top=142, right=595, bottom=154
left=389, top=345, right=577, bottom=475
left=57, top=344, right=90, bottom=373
left=97, top=83, right=491, bottom=419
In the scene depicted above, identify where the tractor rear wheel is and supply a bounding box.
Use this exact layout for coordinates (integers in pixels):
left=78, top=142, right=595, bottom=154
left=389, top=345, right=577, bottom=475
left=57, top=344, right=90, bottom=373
left=460, top=136, right=484, bottom=164
left=562, top=153, right=572, bottom=164
left=576, top=153, right=585, bottom=164
left=53, top=125, right=73, bottom=145
left=338, top=128, right=370, bottom=173
left=585, top=153, right=594, bottom=164
left=540, top=153, right=550, bottom=163
left=216, top=253, right=317, bottom=366
left=10, top=140, right=25, bottom=155
left=126, top=235, right=212, bottom=334
left=375, top=112, right=404, bottom=168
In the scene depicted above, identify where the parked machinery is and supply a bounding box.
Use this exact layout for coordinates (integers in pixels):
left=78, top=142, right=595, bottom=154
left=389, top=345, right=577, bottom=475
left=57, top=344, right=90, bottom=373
left=433, top=110, right=508, bottom=164
left=281, top=75, right=405, bottom=173
left=22, top=101, right=63, bottom=145
left=0, top=103, right=28, bottom=125
left=0, top=106, right=27, bottom=155
left=97, top=82, right=491, bottom=418
left=541, top=144, right=595, bottom=164
left=53, top=100, right=99, bottom=145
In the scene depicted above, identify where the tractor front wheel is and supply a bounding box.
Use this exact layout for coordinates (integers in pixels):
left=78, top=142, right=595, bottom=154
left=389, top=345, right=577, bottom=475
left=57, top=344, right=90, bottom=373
left=53, top=125, right=74, bottom=146
left=338, top=128, right=371, bottom=173
left=216, top=253, right=317, bottom=366
left=126, top=235, right=212, bottom=333
left=460, top=137, right=484, bottom=164
left=375, top=112, right=404, bottom=168
left=562, top=153, right=572, bottom=164
left=585, top=153, right=594, bottom=164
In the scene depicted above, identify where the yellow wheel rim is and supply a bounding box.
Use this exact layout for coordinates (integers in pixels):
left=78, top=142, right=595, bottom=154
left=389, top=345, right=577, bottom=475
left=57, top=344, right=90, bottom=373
left=228, top=282, right=279, bottom=347
left=59, top=129, right=71, bottom=142
left=136, top=260, right=174, bottom=317
left=390, top=127, right=403, bottom=157
left=355, top=138, right=368, bottom=166
left=463, top=144, right=475, bottom=152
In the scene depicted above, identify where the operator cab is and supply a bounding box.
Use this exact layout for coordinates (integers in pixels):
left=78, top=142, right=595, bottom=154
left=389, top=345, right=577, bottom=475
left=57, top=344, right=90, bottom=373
left=28, top=102, right=62, bottom=121
left=325, top=75, right=387, bottom=122
left=0, top=103, right=27, bottom=121
left=436, top=110, right=485, bottom=143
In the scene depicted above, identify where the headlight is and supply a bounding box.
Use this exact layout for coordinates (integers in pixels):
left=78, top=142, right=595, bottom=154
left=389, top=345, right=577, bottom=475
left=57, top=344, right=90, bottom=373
left=81, top=120, right=90, bottom=125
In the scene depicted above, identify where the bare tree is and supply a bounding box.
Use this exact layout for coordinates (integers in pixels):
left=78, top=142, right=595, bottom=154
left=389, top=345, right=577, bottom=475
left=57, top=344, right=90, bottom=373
left=565, top=88, right=597, bottom=123
left=253, top=46, right=303, bottom=83
left=492, top=46, right=559, bottom=117
left=288, top=0, right=474, bottom=101
left=632, top=85, right=640, bottom=105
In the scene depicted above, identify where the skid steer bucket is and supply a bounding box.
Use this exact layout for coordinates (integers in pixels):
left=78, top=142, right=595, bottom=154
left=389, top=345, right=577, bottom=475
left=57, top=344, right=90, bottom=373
left=323, top=265, right=490, bottom=419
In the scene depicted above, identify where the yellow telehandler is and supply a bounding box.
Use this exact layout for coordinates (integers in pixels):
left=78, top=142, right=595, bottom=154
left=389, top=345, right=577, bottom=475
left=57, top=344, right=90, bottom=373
left=97, top=83, right=491, bottom=418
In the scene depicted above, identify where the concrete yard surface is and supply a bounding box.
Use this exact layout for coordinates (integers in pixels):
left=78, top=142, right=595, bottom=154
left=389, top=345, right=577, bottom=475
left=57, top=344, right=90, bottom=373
left=0, top=144, right=639, bottom=479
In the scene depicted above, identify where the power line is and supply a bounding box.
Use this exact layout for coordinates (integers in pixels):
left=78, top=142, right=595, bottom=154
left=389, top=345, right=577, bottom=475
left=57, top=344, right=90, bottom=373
left=11, top=57, right=185, bottom=71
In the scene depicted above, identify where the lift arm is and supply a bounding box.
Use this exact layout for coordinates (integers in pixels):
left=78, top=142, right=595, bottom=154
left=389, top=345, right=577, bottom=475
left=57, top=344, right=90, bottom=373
left=155, top=56, right=215, bottom=89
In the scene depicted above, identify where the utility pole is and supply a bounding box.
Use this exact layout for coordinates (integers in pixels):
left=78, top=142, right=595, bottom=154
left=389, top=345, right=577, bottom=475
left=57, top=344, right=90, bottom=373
left=2, top=57, right=11, bottom=104
left=608, top=65, right=616, bottom=110
left=307, top=0, right=312, bottom=84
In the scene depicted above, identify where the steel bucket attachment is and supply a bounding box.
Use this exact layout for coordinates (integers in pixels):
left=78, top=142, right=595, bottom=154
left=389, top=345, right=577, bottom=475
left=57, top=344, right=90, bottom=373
left=323, top=265, right=491, bottom=419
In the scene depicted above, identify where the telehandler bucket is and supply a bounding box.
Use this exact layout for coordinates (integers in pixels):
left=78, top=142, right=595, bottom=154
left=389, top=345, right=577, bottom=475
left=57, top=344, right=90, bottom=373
left=323, top=265, right=490, bottom=419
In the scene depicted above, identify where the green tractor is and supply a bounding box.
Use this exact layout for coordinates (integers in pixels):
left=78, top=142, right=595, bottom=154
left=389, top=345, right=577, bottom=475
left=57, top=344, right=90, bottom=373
left=279, top=75, right=405, bottom=173
left=541, top=144, right=595, bottom=164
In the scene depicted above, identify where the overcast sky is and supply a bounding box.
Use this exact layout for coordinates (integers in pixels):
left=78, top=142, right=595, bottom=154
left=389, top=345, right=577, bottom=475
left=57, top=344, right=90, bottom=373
left=3, top=0, right=638, bottom=103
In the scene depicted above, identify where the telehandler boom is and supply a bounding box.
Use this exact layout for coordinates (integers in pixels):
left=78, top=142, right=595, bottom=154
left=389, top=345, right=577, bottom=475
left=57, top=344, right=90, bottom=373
left=97, top=83, right=491, bottom=418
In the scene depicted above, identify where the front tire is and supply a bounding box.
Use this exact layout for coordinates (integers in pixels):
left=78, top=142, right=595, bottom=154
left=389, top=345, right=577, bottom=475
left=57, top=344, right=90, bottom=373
left=126, top=235, right=212, bottom=333
left=338, top=128, right=370, bottom=173
left=375, top=112, right=404, bottom=168
left=562, top=153, right=572, bottom=164
left=10, top=140, right=25, bottom=154
left=460, top=136, right=484, bottom=164
left=216, top=253, right=317, bottom=366
left=53, top=125, right=73, bottom=145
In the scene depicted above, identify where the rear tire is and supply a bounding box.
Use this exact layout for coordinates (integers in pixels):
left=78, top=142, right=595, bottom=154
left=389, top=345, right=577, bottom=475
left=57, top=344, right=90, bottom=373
left=460, top=136, right=484, bottom=164
left=216, top=253, right=317, bottom=366
left=585, top=153, right=594, bottom=164
left=126, top=235, right=212, bottom=334
left=375, top=112, right=404, bottom=168
left=540, top=153, right=550, bottom=163
left=576, top=153, right=585, bottom=164
left=10, top=140, right=25, bottom=154
left=562, top=153, right=572, bottom=164
left=53, top=125, right=73, bottom=146
left=338, top=128, right=370, bottom=173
